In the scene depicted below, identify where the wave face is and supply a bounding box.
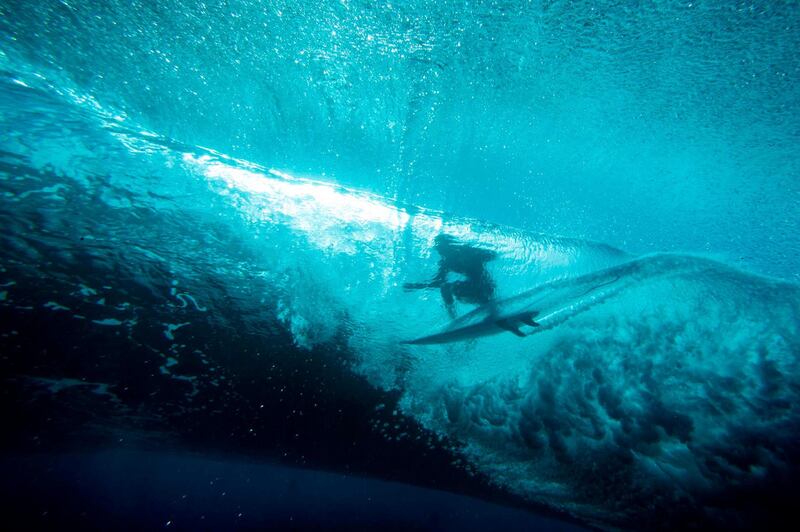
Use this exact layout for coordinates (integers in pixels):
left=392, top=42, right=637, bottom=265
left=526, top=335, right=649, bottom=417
left=2, top=2, right=800, bottom=530
left=2, top=1, right=799, bottom=280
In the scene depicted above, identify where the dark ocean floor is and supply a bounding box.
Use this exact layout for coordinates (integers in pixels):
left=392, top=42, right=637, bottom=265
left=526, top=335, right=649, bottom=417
left=0, top=450, right=586, bottom=531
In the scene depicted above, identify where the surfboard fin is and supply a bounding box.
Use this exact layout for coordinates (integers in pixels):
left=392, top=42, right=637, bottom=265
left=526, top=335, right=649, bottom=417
left=496, top=319, right=526, bottom=337
left=519, top=311, right=540, bottom=327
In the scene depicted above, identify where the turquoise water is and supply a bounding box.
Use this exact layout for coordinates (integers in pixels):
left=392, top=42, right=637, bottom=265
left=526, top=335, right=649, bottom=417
left=1, top=1, right=799, bottom=529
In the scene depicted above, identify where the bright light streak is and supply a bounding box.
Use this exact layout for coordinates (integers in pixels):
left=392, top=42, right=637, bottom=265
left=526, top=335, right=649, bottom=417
left=183, top=153, right=416, bottom=254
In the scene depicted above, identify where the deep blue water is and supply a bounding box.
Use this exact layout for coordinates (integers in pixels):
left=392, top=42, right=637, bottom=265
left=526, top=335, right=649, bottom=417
left=1, top=1, right=799, bottom=530
left=0, top=451, right=583, bottom=531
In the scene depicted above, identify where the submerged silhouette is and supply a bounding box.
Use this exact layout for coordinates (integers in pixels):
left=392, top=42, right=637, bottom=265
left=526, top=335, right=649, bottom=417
left=404, top=234, right=497, bottom=317
left=404, top=253, right=711, bottom=345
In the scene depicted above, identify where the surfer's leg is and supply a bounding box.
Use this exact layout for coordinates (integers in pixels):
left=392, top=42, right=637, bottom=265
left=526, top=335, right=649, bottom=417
left=452, top=281, right=480, bottom=304
left=440, top=284, right=457, bottom=318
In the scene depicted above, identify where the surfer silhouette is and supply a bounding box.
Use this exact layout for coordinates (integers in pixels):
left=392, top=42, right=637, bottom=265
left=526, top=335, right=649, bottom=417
left=404, top=233, right=497, bottom=317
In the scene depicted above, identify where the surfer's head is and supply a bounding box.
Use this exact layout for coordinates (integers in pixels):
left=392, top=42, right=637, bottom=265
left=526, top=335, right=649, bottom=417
left=434, top=233, right=457, bottom=250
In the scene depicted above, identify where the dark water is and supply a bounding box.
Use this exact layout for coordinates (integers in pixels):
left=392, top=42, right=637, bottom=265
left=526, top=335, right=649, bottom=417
left=0, top=451, right=585, bottom=530
left=2, top=1, right=800, bottom=530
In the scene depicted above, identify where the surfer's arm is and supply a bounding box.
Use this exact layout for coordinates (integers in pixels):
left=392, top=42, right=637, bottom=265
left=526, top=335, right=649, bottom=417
left=403, top=281, right=437, bottom=290
left=431, top=261, right=449, bottom=286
